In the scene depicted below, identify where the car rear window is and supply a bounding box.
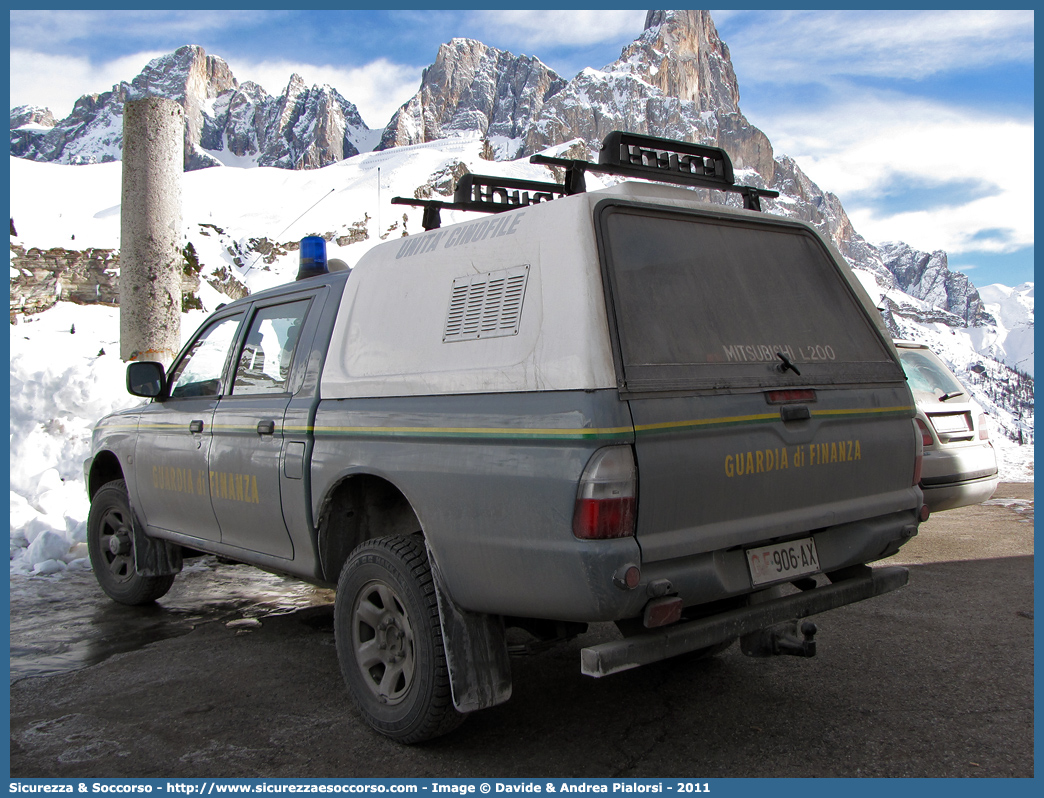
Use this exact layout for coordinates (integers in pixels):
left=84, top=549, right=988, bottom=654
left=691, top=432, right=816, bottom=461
left=897, top=348, right=966, bottom=400
left=597, top=204, right=904, bottom=391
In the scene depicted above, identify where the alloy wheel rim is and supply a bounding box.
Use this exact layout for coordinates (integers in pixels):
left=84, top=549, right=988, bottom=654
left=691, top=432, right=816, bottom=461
left=98, top=507, right=135, bottom=584
left=351, top=579, right=417, bottom=705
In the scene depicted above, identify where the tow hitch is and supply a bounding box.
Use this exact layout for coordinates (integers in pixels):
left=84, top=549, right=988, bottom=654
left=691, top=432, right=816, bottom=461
left=741, top=619, right=818, bottom=658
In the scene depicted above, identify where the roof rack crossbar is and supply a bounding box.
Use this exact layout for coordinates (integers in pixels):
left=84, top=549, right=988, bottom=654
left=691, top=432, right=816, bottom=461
left=531, top=131, right=779, bottom=209
left=454, top=173, right=566, bottom=206
left=601, top=131, right=735, bottom=183
left=392, top=174, right=566, bottom=230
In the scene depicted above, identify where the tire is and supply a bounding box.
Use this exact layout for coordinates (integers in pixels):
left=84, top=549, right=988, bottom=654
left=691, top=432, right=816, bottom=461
left=87, top=480, right=175, bottom=605
left=335, top=535, right=465, bottom=743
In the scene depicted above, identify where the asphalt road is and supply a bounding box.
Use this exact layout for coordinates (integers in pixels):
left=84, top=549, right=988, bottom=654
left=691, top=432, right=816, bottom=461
left=9, top=483, right=1034, bottom=778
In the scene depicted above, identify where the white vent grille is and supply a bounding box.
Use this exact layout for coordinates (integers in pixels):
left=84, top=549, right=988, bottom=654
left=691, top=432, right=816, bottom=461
left=444, top=266, right=530, bottom=342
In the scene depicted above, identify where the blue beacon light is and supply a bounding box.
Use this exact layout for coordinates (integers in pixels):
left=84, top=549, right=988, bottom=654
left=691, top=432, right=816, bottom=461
left=297, top=236, right=329, bottom=280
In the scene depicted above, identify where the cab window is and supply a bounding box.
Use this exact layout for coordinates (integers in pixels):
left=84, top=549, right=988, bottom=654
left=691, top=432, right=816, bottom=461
left=168, top=314, right=244, bottom=398
left=232, top=299, right=311, bottom=395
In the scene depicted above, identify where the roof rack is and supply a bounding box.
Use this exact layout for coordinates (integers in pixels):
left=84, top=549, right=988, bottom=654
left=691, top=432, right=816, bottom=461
left=391, top=131, right=779, bottom=230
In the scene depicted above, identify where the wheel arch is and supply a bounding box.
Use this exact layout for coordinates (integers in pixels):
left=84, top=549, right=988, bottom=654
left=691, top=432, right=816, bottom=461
left=316, top=473, right=423, bottom=584
left=87, top=450, right=125, bottom=500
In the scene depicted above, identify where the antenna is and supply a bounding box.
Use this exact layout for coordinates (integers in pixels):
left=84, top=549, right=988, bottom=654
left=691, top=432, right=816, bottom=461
left=242, top=188, right=336, bottom=275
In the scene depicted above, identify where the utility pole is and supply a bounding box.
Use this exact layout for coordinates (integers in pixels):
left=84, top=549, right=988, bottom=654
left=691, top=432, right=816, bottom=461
left=120, top=97, right=184, bottom=366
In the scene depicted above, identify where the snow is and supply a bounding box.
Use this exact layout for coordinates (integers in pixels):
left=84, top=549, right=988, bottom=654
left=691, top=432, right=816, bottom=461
left=8, top=143, right=1034, bottom=575
left=10, top=305, right=138, bottom=575
left=203, top=135, right=261, bottom=169
left=974, top=282, right=1034, bottom=376
left=10, top=157, right=124, bottom=250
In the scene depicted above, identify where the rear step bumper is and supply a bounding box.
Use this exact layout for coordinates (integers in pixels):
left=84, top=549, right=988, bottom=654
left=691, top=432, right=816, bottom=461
left=580, top=565, right=909, bottom=677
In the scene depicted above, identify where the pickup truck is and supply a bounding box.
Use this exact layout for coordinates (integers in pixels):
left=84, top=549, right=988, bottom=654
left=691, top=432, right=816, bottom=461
left=85, top=131, right=926, bottom=743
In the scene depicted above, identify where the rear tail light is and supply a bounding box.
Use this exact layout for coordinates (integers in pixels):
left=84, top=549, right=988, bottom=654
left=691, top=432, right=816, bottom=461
left=912, top=420, right=925, bottom=487
left=978, top=413, right=990, bottom=441
left=573, top=446, right=637, bottom=540
left=766, top=389, right=817, bottom=404
left=916, top=418, right=934, bottom=448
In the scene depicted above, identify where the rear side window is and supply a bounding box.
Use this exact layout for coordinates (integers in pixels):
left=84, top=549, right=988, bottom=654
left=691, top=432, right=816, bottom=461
left=597, top=204, right=903, bottom=391
left=232, top=299, right=311, bottom=395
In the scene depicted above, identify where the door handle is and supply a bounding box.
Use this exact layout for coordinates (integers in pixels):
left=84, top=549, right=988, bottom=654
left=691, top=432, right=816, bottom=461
left=257, top=420, right=276, bottom=435
left=189, top=420, right=204, bottom=434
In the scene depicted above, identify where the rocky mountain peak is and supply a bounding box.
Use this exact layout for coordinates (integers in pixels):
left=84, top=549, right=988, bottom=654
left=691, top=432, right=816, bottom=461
left=378, top=38, right=566, bottom=152
left=379, top=9, right=769, bottom=171
left=878, top=241, right=995, bottom=327
left=11, top=45, right=372, bottom=172
left=126, top=45, right=241, bottom=170
left=10, top=106, right=56, bottom=129
left=284, top=73, right=308, bottom=99
left=9, top=106, right=58, bottom=157
left=130, top=45, right=238, bottom=104
left=610, top=10, right=741, bottom=114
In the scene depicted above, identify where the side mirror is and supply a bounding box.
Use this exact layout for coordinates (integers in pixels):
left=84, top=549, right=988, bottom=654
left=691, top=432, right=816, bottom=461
left=127, top=361, right=167, bottom=398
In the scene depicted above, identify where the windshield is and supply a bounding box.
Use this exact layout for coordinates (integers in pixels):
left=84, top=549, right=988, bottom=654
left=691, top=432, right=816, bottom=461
left=597, top=204, right=904, bottom=391
left=897, top=348, right=966, bottom=401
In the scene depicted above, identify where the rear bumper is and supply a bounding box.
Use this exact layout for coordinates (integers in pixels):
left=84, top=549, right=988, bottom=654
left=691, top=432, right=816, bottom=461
left=921, top=473, right=999, bottom=513
left=581, top=565, right=909, bottom=677
left=920, top=443, right=998, bottom=512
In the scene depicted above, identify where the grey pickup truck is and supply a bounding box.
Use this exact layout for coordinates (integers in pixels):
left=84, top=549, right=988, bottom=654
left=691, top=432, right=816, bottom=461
left=86, top=131, right=926, bottom=743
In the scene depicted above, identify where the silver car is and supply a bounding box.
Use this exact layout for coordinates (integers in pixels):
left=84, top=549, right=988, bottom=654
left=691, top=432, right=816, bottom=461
left=895, top=341, right=999, bottom=512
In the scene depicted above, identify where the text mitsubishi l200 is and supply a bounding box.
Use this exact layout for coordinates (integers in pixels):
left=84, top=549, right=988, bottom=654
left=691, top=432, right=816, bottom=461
left=85, top=132, right=926, bottom=743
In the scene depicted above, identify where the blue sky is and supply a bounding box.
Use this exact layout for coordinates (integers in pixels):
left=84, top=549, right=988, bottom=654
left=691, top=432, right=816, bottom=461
left=8, top=8, right=1035, bottom=287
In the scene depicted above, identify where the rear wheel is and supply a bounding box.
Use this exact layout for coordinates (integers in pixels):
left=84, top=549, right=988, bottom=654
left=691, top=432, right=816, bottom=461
left=87, top=480, right=175, bottom=605
left=335, top=535, right=464, bottom=743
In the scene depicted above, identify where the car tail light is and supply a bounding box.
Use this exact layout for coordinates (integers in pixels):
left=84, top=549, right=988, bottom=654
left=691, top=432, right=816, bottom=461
left=766, top=389, right=817, bottom=404
left=978, top=413, right=990, bottom=440
left=916, top=418, right=933, bottom=447
left=573, top=446, right=637, bottom=539
left=912, top=420, right=925, bottom=487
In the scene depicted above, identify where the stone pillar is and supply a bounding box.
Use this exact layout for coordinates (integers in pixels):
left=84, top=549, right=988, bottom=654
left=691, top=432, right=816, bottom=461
left=120, top=97, right=184, bottom=365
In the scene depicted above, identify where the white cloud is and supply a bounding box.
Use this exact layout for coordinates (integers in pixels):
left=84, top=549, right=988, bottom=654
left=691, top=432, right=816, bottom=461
left=721, top=9, right=1033, bottom=82
left=10, top=49, right=168, bottom=119
left=227, top=58, right=422, bottom=129
left=473, top=10, right=647, bottom=50
left=765, top=95, right=1033, bottom=256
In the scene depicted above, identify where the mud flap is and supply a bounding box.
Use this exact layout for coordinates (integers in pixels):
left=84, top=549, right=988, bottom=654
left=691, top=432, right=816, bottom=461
left=131, top=512, right=183, bottom=577
left=427, top=545, right=513, bottom=713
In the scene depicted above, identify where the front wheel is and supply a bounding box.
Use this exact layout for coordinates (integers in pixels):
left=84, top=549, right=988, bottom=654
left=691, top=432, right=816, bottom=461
left=87, top=479, right=175, bottom=605
left=334, top=535, right=464, bottom=743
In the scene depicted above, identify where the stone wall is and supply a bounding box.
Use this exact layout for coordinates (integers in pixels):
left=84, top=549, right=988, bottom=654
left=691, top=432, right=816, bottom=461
left=9, top=244, right=200, bottom=319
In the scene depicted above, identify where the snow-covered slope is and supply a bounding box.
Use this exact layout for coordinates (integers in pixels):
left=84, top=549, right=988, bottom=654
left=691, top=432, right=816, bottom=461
left=973, top=283, right=1034, bottom=377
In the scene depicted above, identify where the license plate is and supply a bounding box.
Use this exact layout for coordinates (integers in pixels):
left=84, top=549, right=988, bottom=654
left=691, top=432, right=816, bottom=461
left=746, top=537, right=820, bottom=586
left=929, top=412, right=970, bottom=434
